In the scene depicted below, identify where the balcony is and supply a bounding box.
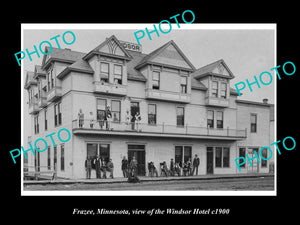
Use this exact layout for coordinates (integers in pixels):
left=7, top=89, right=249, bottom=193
left=28, top=99, right=39, bottom=114
left=47, top=86, right=62, bottom=102
left=72, top=119, right=247, bottom=140
left=93, top=81, right=127, bottom=96
left=145, top=88, right=191, bottom=103
left=205, top=96, right=229, bottom=107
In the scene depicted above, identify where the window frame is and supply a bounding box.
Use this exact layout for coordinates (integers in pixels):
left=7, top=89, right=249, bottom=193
left=96, top=98, right=107, bottom=121
left=148, top=104, right=157, bottom=125
left=175, top=145, right=192, bottom=167
left=216, top=111, right=224, bottom=129
left=100, top=62, right=109, bottom=82
left=261, top=148, right=268, bottom=168
left=212, top=81, right=218, bottom=97
left=111, top=100, right=121, bottom=123
left=214, top=146, right=230, bottom=168
left=54, top=102, right=62, bottom=127
left=207, top=110, right=214, bottom=128
left=176, top=106, right=185, bottom=127
left=220, top=82, right=227, bottom=99
left=238, top=147, right=246, bottom=168
left=44, top=108, right=47, bottom=131
left=250, top=113, right=257, bottom=133
left=180, top=76, right=187, bottom=94
left=113, top=64, right=123, bottom=84
left=60, top=144, right=65, bottom=171
left=152, top=71, right=160, bottom=90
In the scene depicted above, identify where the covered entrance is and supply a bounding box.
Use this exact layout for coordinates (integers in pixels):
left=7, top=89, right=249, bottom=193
left=128, top=144, right=145, bottom=176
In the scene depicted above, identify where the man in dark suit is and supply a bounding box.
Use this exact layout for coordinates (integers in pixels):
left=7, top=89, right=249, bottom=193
left=85, top=156, right=92, bottom=179
left=94, top=155, right=101, bottom=179
left=192, top=154, right=200, bottom=176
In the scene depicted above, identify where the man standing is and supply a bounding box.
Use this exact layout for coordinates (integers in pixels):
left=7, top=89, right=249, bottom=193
left=89, top=111, right=94, bottom=129
left=100, top=157, right=107, bottom=179
left=85, top=156, right=92, bottom=179
left=170, top=159, right=175, bottom=176
left=78, top=109, right=84, bottom=128
left=121, top=156, right=128, bottom=178
left=94, top=155, right=101, bottom=179
left=106, top=158, right=114, bottom=179
left=192, top=154, right=200, bottom=176
left=130, top=156, right=138, bottom=177
left=105, top=106, right=112, bottom=130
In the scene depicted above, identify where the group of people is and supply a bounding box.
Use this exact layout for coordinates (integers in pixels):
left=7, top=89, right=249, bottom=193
left=78, top=107, right=113, bottom=130
left=78, top=108, right=142, bottom=131
left=121, top=156, right=140, bottom=183
left=125, top=110, right=142, bottom=131
left=85, top=154, right=200, bottom=180
left=149, top=154, right=200, bottom=177
left=85, top=155, right=114, bottom=179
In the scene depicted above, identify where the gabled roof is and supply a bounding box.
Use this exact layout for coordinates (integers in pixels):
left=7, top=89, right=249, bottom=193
left=57, top=59, right=94, bottom=79
left=33, top=65, right=46, bottom=79
left=135, top=40, right=196, bottom=71
left=42, top=47, right=86, bottom=70
left=126, top=50, right=147, bottom=81
left=24, top=71, right=36, bottom=89
left=83, top=35, right=132, bottom=61
left=192, top=59, right=235, bottom=79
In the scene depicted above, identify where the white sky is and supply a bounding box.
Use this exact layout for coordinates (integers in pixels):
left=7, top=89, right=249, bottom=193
left=22, top=24, right=276, bottom=142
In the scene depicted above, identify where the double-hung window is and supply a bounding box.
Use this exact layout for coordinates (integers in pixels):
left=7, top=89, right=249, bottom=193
left=111, top=100, right=121, bottom=122
left=180, top=76, right=187, bottom=94
left=176, top=107, right=184, bottom=126
left=250, top=114, right=257, bottom=133
left=216, top=111, right=223, bottom=128
left=100, top=62, right=109, bottom=82
left=152, top=71, right=160, bottom=89
left=114, top=64, right=122, bottom=84
left=54, top=102, right=62, bottom=126
left=148, top=104, right=156, bottom=125
left=97, top=99, right=107, bottom=121
left=212, top=81, right=218, bottom=97
left=207, top=110, right=214, bottom=128
left=221, top=82, right=227, bottom=98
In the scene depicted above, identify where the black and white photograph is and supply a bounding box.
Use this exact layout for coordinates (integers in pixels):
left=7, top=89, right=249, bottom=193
left=3, top=4, right=298, bottom=222
left=21, top=25, right=276, bottom=194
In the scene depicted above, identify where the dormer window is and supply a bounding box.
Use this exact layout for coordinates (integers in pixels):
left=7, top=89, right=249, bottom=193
left=180, top=76, right=187, bottom=94
left=100, top=62, right=109, bottom=82
left=221, top=82, right=227, bottom=99
left=114, top=64, right=122, bottom=84
left=212, top=81, right=218, bottom=97
left=152, top=71, right=160, bottom=90
left=47, top=68, right=54, bottom=91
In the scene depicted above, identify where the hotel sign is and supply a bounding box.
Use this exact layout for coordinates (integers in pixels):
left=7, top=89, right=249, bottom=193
left=119, top=40, right=142, bottom=52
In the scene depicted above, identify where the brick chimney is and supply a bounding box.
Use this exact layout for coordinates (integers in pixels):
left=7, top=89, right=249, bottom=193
left=263, top=98, right=268, bottom=104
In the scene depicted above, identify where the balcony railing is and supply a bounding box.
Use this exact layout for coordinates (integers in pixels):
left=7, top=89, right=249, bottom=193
left=205, top=96, right=229, bottom=107
left=145, top=88, right=191, bottom=103
left=72, top=119, right=247, bottom=140
left=93, top=81, right=127, bottom=96
left=47, top=86, right=62, bottom=102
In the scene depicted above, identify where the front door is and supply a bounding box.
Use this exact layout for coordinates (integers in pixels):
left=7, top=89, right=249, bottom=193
left=206, top=147, right=214, bottom=174
left=128, top=144, right=145, bottom=176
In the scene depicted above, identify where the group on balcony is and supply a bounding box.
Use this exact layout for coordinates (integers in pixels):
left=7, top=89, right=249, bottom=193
left=77, top=108, right=142, bottom=131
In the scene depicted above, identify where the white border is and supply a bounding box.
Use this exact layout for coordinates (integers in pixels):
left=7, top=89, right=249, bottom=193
left=21, top=23, right=277, bottom=196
